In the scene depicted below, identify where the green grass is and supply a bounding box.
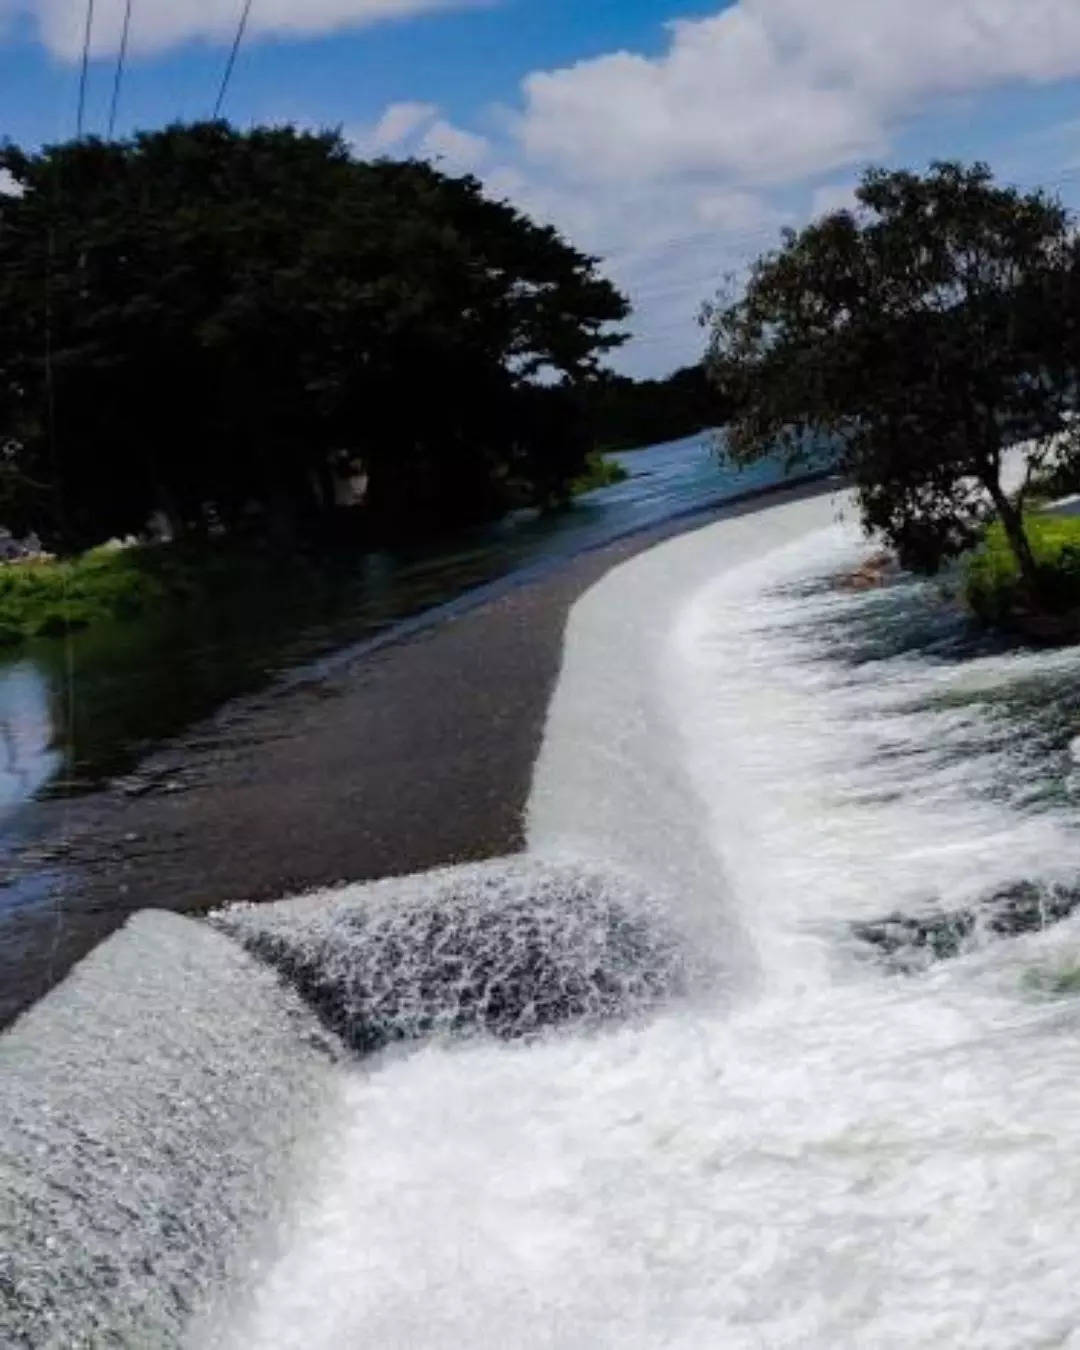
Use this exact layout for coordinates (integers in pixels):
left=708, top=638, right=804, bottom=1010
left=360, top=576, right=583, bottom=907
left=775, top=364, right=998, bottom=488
left=572, top=452, right=629, bottom=496
left=964, top=513, right=1080, bottom=624
left=0, top=539, right=319, bottom=646
left=0, top=546, right=171, bottom=643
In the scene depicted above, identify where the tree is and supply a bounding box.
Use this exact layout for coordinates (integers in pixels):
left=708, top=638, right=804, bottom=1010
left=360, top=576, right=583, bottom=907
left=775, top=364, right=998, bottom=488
left=0, top=123, right=629, bottom=552
left=706, top=161, right=1080, bottom=592
left=584, top=364, right=730, bottom=452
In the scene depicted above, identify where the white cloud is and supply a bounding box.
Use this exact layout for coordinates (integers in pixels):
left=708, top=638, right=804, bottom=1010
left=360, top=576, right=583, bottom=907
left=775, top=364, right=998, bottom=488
left=0, top=168, right=22, bottom=197
left=517, top=0, right=1080, bottom=185
left=348, top=102, right=489, bottom=173
left=419, top=119, right=490, bottom=172
left=479, top=166, right=789, bottom=376
left=16, top=0, right=1080, bottom=375
left=4, top=0, right=481, bottom=60
left=319, top=3, right=1080, bottom=373
left=810, top=180, right=860, bottom=219
left=489, top=1, right=1080, bottom=372
left=351, top=102, right=439, bottom=156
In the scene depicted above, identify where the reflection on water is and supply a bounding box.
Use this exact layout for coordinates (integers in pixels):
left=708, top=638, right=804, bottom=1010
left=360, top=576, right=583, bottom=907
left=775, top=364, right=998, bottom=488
left=0, top=662, right=61, bottom=810
left=0, top=433, right=789, bottom=820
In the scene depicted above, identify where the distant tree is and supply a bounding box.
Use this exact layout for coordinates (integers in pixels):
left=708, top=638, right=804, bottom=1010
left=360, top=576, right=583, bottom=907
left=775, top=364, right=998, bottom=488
left=0, top=123, right=629, bottom=552
left=586, top=364, right=728, bottom=452
left=706, top=161, right=1080, bottom=593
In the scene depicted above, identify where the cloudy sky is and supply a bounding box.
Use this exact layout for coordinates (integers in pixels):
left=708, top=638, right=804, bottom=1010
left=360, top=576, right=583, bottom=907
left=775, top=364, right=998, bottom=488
left=4, top=0, right=1080, bottom=375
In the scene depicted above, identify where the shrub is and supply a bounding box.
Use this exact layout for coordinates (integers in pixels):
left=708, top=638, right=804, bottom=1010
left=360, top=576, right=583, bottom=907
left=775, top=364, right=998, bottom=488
left=0, top=545, right=170, bottom=643
left=572, top=452, right=628, bottom=495
left=965, top=513, right=1080, bottom=624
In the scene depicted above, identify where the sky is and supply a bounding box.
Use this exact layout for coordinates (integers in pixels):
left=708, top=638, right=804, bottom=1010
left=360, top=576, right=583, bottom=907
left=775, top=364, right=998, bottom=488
left=4, top=0, right=1080, bottom=376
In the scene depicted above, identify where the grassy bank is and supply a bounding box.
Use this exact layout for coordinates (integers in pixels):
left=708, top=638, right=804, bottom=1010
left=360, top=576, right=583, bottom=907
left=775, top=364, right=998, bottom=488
left=0, top=548, right=163, bottom=643
left=572, top=452, right=628, bottom=496
left=0, top=454, right=630, bottom=648
left=965, top=513, right=1080, bottom=625
left=0, top=541, right=322, bottom=645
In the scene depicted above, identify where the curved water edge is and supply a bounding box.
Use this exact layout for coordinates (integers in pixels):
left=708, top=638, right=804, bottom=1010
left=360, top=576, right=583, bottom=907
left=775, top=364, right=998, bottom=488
left=0, top=431, right=792, bottom=819
left=212, top=859, right=687, bottom=1055
left=9, top=482, right=1080, bottom=1345
left=0, top=912, right=338, bottom=1348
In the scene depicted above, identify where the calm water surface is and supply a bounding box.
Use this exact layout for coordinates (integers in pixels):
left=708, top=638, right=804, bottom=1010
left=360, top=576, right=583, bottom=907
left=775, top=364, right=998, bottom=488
left=0, top=433, right=791, bottom=824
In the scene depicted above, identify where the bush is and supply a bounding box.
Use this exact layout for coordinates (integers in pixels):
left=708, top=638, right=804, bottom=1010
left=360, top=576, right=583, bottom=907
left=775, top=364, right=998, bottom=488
left=572, top=452, right=628, bottom=495
left=0, top=535, right=340, bottom=647
left=965, top=513, right=1080, bottom=623
left=0, top=544, right=171, bottom=644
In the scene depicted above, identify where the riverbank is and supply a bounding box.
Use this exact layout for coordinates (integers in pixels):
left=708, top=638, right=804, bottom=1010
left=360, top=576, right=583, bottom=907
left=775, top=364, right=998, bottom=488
left=0, top=538, right=327, bottom=643
left=0, top=459, right=629, bottom=649
left=0, top=476, right=835, bottom=1028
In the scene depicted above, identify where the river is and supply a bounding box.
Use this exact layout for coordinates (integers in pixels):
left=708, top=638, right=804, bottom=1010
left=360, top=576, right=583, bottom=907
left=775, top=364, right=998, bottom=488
left=0, top=432, right=786, bottom=825
left=202, top=492, right=1080, bottom=1347
left=14, top=472, right=1079, bottom=1347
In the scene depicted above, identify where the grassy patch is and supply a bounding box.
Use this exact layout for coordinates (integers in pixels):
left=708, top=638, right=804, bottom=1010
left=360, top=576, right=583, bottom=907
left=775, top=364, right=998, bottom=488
left=965, top=513, right=1080, bottom=624
left=0, top=547, right=169, bottom=642
left=0, top=540, right=320, bottom=645
left=572, top=452, right=629, bottom=496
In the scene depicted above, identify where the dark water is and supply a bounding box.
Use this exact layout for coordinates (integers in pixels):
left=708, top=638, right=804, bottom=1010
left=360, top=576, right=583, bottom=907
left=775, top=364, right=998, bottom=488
left=0, top=433, right=792, bottom=826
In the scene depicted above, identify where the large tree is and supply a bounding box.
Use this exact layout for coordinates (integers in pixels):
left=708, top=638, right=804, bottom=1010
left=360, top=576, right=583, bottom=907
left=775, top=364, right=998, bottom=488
left=0, top=122, right=629, bottom=551
left=706, top=161, right=1080, bottom=590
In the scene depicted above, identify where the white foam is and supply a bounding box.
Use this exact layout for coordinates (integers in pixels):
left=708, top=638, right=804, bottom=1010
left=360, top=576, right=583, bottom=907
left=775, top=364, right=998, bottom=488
left=672, top=520, right=1080, bottom=992
left=203, top=487, right=1080, bottom=1348
left=1, top=912, right=338, bottom=1348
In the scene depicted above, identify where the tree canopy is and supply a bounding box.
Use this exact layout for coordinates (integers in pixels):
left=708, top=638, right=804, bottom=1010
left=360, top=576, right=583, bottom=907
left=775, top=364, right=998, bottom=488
left=584, top=365, right=729, bottom=452
left=706, top=161, right=1080, bottom=591
left=0, top=122, right=629, bottom=552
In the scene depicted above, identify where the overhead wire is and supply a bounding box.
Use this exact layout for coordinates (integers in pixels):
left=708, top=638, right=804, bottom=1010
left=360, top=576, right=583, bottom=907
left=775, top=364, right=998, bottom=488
left=76, top=0, right=96, bottom=138
left=213, top=0, right=255, bottom=120
left=107, top=0, right=134, bottom=140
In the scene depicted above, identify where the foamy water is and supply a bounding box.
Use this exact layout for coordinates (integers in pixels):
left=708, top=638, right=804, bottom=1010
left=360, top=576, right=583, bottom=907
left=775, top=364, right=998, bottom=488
left=198, top=493, right=1080, bottom=1348
left=10, top=487, right=1080, bottom=1347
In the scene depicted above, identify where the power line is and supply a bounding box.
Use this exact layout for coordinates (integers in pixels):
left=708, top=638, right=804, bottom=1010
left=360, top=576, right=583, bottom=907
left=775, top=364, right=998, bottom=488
left=107, top=0, right=134, bottom=140
left=213, top=0, right=255, bottom=121
left=76, top=0, right=96, bottom=138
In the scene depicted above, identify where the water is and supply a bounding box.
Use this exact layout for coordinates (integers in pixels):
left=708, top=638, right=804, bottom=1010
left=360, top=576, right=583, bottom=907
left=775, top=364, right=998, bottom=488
left=10, top=487, right=1080, bottom=1346
left=0, top=432, right=787, bottom=825
left=0, top=911, right=338, bottom=1347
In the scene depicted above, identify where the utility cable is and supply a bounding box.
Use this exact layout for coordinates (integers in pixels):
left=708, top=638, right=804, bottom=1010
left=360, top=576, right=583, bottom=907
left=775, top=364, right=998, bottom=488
left=76, top=0, right=96, bottom=138
left=107, top=0, right=134, bottom=140
left=213, top=0, right=254, bottom=120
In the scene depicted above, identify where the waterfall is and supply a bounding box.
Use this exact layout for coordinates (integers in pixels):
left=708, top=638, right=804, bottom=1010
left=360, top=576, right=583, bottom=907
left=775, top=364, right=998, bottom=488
left=10, top=483, right=1080, bottom=1348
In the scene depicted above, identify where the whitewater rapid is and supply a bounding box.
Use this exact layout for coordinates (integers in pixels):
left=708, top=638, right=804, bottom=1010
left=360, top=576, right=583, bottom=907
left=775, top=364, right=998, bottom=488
left=201, top=489, right=1080, bottom=1349
left=9, top=483, right=1080, bottom=1347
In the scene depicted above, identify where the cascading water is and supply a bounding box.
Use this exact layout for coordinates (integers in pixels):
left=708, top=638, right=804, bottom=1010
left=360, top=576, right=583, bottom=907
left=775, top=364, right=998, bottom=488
left=7, top=486, right=1080, bottom=1347
left=0, top=912, right=339, bottom=1347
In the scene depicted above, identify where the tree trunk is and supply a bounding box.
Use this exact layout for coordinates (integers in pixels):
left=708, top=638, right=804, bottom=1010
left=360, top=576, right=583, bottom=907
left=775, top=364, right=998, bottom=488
left=985, top=476, right=1042, bottom=601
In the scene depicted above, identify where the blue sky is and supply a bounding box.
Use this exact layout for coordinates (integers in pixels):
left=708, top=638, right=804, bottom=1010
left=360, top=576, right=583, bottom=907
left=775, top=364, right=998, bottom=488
left=5, top=0, right=1080, bottom=376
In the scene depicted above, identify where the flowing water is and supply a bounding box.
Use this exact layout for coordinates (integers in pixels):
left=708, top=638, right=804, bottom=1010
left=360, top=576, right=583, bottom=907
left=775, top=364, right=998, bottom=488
left=7, top=488, right=1080, bottom=1346
left=0, top=433, right=789, bottom=826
